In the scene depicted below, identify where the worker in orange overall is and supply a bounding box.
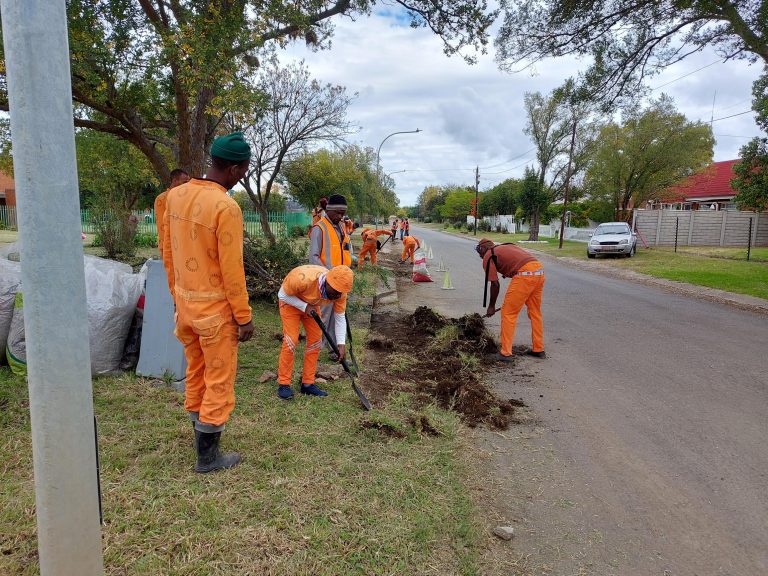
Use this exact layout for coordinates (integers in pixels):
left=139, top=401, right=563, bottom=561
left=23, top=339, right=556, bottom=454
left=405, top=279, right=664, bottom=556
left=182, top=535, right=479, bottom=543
left=398, top=218, right=406, bottom=240
left=400, top=235, right=421, bottom=263
left=390, top=218, right=398, bottom=242
left=162, top=132, right=255, bottom=473
left=475, top=238, right=545, bottom=362
left=276, top=264, right=354, bottom=399
left=309, top=194, right=352, bottom=360
left=311, top=197, right=328, bottom=226
left=154, top=168, right=190, bottom=257
left=358, top=227, right=391, bottom=270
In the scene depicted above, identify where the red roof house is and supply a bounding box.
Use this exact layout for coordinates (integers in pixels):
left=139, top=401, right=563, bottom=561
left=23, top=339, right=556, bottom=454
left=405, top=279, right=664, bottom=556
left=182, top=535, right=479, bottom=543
left=658, top=160, right=739, bottom=210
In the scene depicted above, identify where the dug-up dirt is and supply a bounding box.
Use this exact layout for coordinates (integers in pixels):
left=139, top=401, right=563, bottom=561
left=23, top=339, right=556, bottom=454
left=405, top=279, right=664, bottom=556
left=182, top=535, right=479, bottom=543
left=360, top=305, right=524, bottom=430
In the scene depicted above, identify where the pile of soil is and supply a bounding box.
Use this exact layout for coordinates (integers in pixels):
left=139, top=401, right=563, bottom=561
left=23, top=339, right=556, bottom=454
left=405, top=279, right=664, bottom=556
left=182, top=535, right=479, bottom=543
left=362, top=306, right=517, bottom=430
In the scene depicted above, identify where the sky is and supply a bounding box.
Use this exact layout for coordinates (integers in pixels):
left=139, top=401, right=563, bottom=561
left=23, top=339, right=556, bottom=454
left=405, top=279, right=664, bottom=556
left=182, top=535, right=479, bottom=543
left=280, top=9, right=765, bottom=207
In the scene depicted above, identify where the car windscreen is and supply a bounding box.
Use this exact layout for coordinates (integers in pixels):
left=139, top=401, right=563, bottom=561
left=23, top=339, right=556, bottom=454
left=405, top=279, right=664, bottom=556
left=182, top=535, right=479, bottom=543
left=595, top=225, right=629, bottom=235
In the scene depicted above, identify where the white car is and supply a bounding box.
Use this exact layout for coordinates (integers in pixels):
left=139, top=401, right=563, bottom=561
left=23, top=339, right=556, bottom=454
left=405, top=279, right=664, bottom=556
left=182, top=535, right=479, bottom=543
left=587, top=222, right=637, bottom=258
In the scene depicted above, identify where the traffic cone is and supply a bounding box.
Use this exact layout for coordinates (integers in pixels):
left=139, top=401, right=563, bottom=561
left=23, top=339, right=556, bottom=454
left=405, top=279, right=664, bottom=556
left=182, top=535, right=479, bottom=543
left=441, top=269, right=455, bottom=290
left=427, top=246, right=434, bottom=259
left=436, top=258, right=446, bottom=272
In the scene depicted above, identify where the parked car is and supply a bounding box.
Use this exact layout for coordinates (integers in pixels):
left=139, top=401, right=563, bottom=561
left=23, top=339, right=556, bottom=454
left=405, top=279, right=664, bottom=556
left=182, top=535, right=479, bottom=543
left=587, top=222, right=637, bottom=258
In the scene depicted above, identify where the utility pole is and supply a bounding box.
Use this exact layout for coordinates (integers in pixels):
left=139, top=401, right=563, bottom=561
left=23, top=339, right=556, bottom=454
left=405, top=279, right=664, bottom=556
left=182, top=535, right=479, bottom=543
left=474, top=166, right=480, bottom=236
left=0, top=1, right=104, bottom=574
left=559, top=119, right=578, bottom=249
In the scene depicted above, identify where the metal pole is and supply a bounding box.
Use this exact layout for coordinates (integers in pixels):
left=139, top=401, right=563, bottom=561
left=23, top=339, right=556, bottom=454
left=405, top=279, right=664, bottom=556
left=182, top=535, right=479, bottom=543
left=674, top=217, right=679, bottom=253
left=747, top=217, right=753, bottom=261
left=559, top=119, right=577, bottom=249
left=0, top=1, right=104, bottom=574
left=474, top=166, right=479, bottom=235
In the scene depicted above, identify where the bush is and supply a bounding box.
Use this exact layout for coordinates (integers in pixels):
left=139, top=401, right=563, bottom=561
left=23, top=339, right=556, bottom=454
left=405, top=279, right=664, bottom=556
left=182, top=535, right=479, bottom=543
left=443, top=222, right=450, bottom=229
left=90, top=204, right=136, bottom=258
left=133, top=232, right=157, bottom=248
left=290, top=225, right=308, bottom=238
left=477, top=220, right=491, bottom=232
left=422, top=217, right=432, bottom=223
left=243, top=237, right=305, bottom=301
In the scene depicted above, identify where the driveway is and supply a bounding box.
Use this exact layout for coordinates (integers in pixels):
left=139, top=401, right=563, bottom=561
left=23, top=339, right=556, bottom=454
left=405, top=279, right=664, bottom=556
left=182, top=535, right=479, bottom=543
left=396, top=226, right=768, bottom=575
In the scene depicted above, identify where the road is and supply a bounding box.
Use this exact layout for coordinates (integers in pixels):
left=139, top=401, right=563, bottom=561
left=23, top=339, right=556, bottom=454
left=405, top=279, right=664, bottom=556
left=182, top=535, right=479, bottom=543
left=395, top=226, right=768, bottom=576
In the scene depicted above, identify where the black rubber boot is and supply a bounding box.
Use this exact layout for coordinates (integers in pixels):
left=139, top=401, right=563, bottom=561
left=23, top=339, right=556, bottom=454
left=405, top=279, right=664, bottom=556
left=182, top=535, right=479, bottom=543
left=194, top=431, right=241, bottom=473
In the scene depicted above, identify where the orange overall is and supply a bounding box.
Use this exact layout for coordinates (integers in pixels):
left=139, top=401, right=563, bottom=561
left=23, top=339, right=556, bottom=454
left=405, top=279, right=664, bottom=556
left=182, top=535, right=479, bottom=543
left=154, top=188, right=170, bottom=256
left=401, top=236, right=420, bottom=263
left=484, top=246, right=544, bottom=356
left=358, top=229, right=391, bottom=269
left=162, top=178, right=252, bottom=429
left=278, top=265, right=347, bottom=385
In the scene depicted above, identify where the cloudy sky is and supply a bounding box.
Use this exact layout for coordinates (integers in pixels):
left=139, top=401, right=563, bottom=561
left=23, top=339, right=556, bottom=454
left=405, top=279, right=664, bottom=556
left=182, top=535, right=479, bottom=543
left=281, top=9, right=764, bottom=207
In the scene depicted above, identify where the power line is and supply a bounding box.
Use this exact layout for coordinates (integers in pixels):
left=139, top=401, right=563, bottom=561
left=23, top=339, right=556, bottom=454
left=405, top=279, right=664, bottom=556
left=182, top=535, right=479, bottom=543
left=650, top=59, right=722, bottom=91
left=711, top=110, right=753, bottom=122
left=478, top=148, right=536, bottom=170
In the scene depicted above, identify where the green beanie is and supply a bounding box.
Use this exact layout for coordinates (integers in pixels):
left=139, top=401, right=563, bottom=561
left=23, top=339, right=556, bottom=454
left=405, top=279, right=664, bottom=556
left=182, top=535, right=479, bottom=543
left=210, top=132, right=251, bottom=162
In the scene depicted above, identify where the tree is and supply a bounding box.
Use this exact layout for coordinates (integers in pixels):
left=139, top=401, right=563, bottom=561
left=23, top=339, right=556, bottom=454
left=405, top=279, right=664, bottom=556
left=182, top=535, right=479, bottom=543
left=585, top=96, right=714, bottom=218
left=0, top=1, right=496, bottom=186
left=733, top=70, right=768, bottom=211
left=496, top=1, right=768, bottom=105
left=439, top=188, right=476, bottom=220
left=478, top=178, right=521, bottom=215
left=519, top=167, right=551, bottom=239
left=238, top=58, right=356, bottom=243
left=524, top=89, right=571, bottom=192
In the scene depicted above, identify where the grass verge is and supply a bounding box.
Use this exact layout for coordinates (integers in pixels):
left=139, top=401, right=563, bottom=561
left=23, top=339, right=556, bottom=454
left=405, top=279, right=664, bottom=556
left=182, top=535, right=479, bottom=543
left=418, top=223, right=768, bottom=300
left=0, top=300, right=482, bottom=575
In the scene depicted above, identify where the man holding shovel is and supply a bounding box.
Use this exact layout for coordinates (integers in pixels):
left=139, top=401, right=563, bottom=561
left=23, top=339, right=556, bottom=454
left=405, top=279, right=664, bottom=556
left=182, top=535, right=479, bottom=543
left=276, top=264, right=354, bottom=400
left=357, top=227, right=392, bottom=270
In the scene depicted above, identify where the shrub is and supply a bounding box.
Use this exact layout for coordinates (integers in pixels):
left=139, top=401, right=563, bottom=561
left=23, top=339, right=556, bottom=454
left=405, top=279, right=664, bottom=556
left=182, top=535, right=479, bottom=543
left=90, top=203, right=136, bottom=258
left=133, top=232, right=157, bottom=248
left=422, top=217, right=432, bottom=223
left=290, top=225, right=308, bottom=238
left=243, top=236, right=305, bottom=301
left=442, top=222, right=450, bottom=229
left=477, top=220, right=491, bottom=232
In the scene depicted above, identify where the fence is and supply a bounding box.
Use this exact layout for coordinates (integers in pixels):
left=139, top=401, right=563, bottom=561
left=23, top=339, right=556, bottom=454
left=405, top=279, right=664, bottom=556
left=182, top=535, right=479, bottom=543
left=634, top=209, right=767, bottom=247
left=0, top=207, right=311, bottom=239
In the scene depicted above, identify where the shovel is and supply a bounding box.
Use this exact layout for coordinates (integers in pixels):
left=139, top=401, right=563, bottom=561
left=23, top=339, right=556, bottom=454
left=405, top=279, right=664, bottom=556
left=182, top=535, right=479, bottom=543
left=376, top=234, right=392, bottom=254
left=310, top=310, right=372, bottom=411
left=344, top=312, right=360, bottom=375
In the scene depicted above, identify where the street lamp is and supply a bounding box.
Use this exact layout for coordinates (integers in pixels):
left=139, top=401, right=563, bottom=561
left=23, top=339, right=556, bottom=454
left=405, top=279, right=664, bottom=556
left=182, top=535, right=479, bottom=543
left=375, top=129, right=421, bottom=225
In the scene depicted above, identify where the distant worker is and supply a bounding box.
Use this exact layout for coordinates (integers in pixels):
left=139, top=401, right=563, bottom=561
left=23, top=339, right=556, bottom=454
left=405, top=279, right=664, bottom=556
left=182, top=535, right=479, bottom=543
left=390, top=218, right=398, bottom=242
left=404, top=218, right=410, bottom=237
left=475, top=238, right=545, bottom=362
left=276, top=264, right=354, bottom=399
left=399, top=219, right=406, bottom=240
left=162, top=132, right=254, bottom=473
left=311, top=197, right=328, bottom=226
left=309, top=193, right=352, bottom=359
left=358, top=227, right=392, bottom=270
left=400, top=235, right=421, bottom=263
left=154, top=168, right=190, bottom=257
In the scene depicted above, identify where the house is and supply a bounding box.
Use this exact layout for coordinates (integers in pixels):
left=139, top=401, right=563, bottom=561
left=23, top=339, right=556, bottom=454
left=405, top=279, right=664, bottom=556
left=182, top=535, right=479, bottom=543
left=650, top=160, right=739, bottom=211
left=0, top=170, right=15, bottom=207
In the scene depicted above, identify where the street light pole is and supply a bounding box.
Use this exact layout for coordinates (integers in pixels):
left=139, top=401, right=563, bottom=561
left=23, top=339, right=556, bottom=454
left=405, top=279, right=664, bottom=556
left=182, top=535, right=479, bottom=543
left=375, top=129, right=421, bottom=223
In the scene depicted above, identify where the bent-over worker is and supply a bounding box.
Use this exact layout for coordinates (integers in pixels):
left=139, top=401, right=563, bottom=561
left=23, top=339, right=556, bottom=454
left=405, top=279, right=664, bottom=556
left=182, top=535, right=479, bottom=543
left=358, top=228, right=391, bottom=270
left=475, top=238, right=545, bottom=362
left=400, top=235, right=421, bottom=263
left=162, top=132, right=255, bottom=473
left=276, top=265, right=354, bottom=399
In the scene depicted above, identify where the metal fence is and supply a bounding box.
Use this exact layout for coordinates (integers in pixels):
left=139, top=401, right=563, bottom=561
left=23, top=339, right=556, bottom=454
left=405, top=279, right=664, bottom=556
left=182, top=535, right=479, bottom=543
left=1, top=205, right=311, bottom=239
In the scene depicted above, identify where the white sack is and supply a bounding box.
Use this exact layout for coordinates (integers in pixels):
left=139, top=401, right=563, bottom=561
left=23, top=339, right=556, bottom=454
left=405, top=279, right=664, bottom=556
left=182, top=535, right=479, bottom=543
left=0, top=258, right=22, bottom=364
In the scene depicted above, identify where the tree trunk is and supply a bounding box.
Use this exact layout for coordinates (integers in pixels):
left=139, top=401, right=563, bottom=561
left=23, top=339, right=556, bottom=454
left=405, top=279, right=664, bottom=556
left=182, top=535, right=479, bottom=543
left=257, top=201, right=277, bottom=245
left=528, top=210, right=540, bottom=241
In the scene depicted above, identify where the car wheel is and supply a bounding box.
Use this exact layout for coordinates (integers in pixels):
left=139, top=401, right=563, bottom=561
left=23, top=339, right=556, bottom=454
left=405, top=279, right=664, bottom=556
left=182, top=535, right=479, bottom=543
left=587, top=252, right=595, bottom=259
left=632, top=243, right=637, bottom=256
left=625, top=248, right=633, bottom=258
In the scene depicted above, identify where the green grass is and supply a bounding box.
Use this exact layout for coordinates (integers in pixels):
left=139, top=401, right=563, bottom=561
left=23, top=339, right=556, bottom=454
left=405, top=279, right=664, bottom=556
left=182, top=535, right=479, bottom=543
left=419, top=223, right=768, bottom=300
left=0, top=301, right=483, bottom=575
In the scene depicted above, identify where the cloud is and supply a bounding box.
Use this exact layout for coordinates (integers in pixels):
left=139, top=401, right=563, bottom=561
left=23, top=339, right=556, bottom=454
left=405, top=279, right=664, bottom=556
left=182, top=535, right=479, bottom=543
left=280, top=12, right=764, bottom=206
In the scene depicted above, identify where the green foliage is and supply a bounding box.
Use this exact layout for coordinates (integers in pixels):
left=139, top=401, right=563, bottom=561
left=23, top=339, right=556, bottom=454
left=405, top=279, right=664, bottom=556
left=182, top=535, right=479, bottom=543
left=439, top=188, right=476, bottom=219
left=495, top=1, right=768, bottom=107
left=289, top=225, right=308, bottom=238
left=585, top=95, right=714, bottom=213
left=133, top=232, right=157, bottom=248
left=90, top=202, right=136, bottom=258
left=479, top=178, right=521, bottom=215
left=733, top=71, right=768, bottom=212
left=243, top=236, right=305, bottom=301
left=519, top=167, right=551, bottom=220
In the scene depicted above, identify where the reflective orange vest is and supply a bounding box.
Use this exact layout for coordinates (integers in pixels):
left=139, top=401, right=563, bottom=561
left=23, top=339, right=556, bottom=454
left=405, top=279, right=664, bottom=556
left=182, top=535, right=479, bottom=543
left=314, top=215, right=351, bottom=268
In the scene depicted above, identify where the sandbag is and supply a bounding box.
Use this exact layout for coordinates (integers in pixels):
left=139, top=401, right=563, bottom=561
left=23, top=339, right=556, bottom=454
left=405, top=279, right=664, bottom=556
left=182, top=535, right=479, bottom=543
left=6, top=292, right=26, bottom=375
left=0, top=258, right=22, bottom=365
left=84, top=256, right=144, bottom=374
left=412, top=249, right=432, bottom=283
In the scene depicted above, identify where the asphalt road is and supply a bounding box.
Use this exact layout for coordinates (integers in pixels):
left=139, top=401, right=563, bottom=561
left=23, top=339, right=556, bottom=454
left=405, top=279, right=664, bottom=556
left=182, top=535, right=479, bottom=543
left=396, top=226, right=768, bottom=576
